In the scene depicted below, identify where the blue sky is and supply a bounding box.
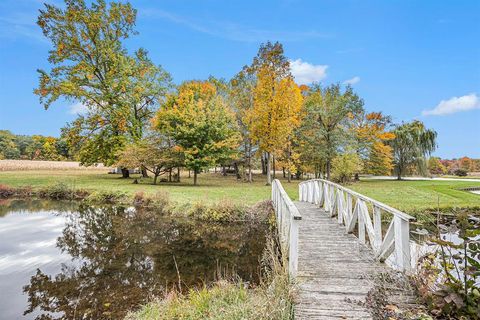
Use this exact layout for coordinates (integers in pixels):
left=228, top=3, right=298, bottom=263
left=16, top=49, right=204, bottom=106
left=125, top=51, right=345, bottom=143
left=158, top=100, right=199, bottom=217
left=0, top=0, right=479, bottom=158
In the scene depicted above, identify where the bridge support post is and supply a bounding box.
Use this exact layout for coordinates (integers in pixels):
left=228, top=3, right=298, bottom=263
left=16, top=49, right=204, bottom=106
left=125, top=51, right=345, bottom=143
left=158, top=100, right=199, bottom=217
left=394, top=216, right=411, bottom=271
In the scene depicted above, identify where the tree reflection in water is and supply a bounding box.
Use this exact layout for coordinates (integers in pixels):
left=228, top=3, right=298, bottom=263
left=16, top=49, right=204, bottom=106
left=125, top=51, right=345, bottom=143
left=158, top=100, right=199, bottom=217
left=23, top=204, right=267, bottom=319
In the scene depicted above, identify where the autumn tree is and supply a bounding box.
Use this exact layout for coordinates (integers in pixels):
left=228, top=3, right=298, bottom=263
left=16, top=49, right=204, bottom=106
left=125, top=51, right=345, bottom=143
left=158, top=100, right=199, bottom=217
left=353, top=112, right=395, bottom=176
left=247, top=42, right=303, bottom=185
left=389, top=120, right=437, bottom=180
left=116, top=135, right=183, bottom=185
left=154, top=81, right=239, bottom=185
left=301, top=84, right=364, bottom=179
left=35, top=0, right=171, bottom=174
left=428, top=157, right=447, bottom=175
left=459, top=156, right=474, bottom=172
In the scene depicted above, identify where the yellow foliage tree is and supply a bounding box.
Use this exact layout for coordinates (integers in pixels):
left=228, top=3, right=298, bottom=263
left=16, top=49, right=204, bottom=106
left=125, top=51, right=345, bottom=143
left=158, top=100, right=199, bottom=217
left=247, top=42, right=303, bottom=185
left=353, top=112, right=395, bottom=176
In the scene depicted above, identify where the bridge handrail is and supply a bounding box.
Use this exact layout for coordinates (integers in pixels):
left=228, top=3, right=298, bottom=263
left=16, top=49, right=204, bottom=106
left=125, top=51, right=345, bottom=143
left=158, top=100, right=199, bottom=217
left=272, top=179, right=301, bottom=277
left=299, top=178, right=415, bottom=271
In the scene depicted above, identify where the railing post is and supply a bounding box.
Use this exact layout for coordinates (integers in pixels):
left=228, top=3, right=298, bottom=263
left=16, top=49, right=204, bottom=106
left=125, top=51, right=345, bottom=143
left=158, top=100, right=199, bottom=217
left=394, top=216, right=411, bottom=271
left=308, top=182, right=313, bottom=203
left=289, top=215, right=300, bottom=277
left=373, top=206, right=382, bottom=249
left=358, top=200, right=366, bottom=244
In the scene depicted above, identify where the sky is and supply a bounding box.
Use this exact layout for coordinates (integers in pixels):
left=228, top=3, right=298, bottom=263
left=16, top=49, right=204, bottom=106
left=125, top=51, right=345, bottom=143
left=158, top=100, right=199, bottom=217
left=0, top=0, right=479, bottom=158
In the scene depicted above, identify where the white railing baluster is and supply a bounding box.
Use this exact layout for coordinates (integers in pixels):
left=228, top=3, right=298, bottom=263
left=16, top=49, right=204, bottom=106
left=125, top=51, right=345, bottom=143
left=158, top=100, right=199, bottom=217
left=272, top=179, right=302, bottom=278
left=373, top=206, right=382, bottom=249
left=358, top=199, right=366, bottom=244
left=298, top=178, right=415, bottom=272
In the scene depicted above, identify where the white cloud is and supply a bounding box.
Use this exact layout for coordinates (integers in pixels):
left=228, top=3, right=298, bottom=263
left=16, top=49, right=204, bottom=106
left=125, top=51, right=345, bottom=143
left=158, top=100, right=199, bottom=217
left=343, top=76, right=360, bottom=85
left=68, top=102, right=88, bottom=115
left=289, top=59, right=328, bottom=85
left=422, top=93, right=480, bottom=116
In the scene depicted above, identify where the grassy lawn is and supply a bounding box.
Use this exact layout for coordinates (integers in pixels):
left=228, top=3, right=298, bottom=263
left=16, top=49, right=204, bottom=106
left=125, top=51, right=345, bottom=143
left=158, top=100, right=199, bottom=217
left=350, top=178, right=480, bottom=213
left=0, top=170, right=300, bottom=205
left=1, top=168, right=479, bottom=212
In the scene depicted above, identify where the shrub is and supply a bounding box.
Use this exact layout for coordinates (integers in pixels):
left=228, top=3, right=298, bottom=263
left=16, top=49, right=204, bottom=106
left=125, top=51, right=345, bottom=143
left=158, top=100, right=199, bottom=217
left=332, top=152, right=363, bottom=183
left=415, top=211, right=480, bottom=319
left=133, top=191, right=171, bottom=211
left=185, top=200, right=246, bottom=222
left=0, top=184, right=14, bottom=198
left=86, top=190, right=127, bottom=203
left=38, top=183, right=74, bottom=200
left=454, top=169, right=468, bottom=177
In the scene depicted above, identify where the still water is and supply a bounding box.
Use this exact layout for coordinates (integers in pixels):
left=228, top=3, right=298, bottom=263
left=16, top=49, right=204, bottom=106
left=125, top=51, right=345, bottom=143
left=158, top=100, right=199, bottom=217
left=0, top=199, right=267, bottom=319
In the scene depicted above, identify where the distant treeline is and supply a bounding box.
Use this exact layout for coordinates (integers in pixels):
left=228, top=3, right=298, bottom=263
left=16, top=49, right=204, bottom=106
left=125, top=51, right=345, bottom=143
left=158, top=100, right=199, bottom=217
left=0, top=130, right=70, bottom=161
left=428, top=156, right=480, bottom=175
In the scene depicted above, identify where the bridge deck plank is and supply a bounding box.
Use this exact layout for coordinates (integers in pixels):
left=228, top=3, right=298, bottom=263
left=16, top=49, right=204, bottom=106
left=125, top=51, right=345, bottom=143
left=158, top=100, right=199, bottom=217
left=294, top=201, right=388, bottom=320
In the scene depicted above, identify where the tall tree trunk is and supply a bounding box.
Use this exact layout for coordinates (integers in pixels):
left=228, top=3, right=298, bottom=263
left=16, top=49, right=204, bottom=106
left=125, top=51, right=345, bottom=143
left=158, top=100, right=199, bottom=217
left=141, top=166, right=149, bottom=178
left=168, top=169, right=172, bottom=182
left=287, top=143, right=291, bottom=182
left=153, top=174, right=158, bottom=185
left=261, top=153, right=267, bottom=175
left=266, top=152, right=272, bottom=185
left=283, top=167, right=286, bottom=178
left=121, top=168, right=130, bottom=178
left=233, top=162, right=241, bottom=180
left=326, top=160, right=331, bottom=180
left=222, top=165, right=227, bottom=176
left=193, top=169, right=198, bottom=185
left=177, top=167, right=181, bottom=182
left=188, top=170, right=191, bottom=178
left=397, top=167, right=402, bottom=180
left=272, top=155, right=276, bottom=179
left=247, top=142, right=252, bottom=182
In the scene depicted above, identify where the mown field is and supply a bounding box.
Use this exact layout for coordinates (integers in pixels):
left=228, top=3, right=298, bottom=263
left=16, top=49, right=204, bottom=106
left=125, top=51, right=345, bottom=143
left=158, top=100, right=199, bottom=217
left=0, top=168, right=301, bottom=205
left=0, top=161, right=479, bottom=211
left=350, top=178, right=480, bottom=213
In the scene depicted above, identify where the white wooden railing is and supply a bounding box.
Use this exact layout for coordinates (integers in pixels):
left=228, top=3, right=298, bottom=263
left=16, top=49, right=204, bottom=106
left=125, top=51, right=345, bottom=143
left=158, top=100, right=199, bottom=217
left=299, top=179, right=416, bottom=271
left=272, top=179, right=302, bottom=277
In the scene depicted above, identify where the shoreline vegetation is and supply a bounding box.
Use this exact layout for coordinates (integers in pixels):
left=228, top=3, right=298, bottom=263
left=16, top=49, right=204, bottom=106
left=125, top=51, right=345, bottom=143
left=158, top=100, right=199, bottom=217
left=126, top=234, right=295, bottom=320
left=0, top=168, right=479, bottom=221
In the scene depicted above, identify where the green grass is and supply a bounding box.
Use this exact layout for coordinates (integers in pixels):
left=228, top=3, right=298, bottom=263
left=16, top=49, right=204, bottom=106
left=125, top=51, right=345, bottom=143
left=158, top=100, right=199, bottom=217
left=349, top=178, right=480, bottom=214
left=0, top=170, right=300, bottom=205
left=1, top=170, right=479, bottom=213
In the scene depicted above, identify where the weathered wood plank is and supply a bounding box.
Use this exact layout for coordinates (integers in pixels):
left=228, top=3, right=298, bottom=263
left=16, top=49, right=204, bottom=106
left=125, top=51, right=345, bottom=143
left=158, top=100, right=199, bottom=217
left=293, top=201, right=386, bottom=319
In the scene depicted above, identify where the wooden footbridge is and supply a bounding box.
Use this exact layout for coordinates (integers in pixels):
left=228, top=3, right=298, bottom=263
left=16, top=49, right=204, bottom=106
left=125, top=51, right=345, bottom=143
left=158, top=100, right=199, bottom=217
left=271, top=179, right=416, bottom=319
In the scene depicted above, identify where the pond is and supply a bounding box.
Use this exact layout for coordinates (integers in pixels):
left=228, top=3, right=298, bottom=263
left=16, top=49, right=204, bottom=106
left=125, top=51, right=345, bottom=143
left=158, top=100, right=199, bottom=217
left=0, top=199, right=268, bottom=319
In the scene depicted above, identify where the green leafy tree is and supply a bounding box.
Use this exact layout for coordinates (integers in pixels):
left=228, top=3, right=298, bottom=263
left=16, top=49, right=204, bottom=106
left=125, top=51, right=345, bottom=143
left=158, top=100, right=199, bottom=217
left=0, top=130, right=20, bottom=159
left=389, top=120, right=437, bottom=180
left=301, top=84, right=364, bottom=179
left=230, top=69, right=256, bottom=182
left=154, top=81, right=240, bottom=185
left=35, top=0, right=171, bottom=170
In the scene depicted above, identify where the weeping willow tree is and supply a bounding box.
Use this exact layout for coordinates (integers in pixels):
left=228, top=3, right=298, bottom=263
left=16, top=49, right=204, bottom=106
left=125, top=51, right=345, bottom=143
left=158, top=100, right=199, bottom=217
left=389, top=120, right=437, bottom=180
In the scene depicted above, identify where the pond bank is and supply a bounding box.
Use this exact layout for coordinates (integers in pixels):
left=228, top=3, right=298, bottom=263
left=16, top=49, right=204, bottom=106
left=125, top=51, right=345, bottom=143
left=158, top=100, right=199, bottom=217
left=0, top=199, right=272, bottom=319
